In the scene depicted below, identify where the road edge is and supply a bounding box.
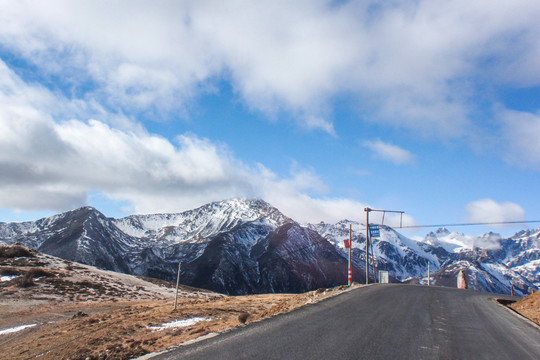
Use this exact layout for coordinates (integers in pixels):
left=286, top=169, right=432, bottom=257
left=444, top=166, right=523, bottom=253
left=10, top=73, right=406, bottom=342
left=492, top=298, right=540, bottom=331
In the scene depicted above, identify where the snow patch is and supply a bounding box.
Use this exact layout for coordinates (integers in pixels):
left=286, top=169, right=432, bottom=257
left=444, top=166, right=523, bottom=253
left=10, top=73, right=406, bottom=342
left=148, top=317, right=208, bottom=331
left=0, top=275, right=20, bottom=282
left=0, top=324, right=37, bottom=336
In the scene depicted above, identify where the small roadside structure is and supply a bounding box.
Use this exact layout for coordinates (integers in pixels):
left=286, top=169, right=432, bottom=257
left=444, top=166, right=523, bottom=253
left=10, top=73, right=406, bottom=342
left=457, top=270, right=468, bottom=289
left=378, top=271, right=389, bottom=284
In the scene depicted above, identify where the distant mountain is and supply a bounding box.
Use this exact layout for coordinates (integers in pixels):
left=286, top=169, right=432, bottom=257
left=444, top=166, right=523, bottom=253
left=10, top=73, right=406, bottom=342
left=304, top=221, right=539, bottom=296
left=407, top=227, right=540, bottom=296
left=1, top=198, right=538, bottom=296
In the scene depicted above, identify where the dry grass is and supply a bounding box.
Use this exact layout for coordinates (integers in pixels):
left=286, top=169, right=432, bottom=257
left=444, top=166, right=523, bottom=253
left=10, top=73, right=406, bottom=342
left=510, top=290, right=540, bottom=326
left=0, top=245, right=35, bottom=259
left=0, top=246, right=356, bottom=359
left=0, top=266, right=22, bottom=276
left=0, top=294, right=314, bottom=359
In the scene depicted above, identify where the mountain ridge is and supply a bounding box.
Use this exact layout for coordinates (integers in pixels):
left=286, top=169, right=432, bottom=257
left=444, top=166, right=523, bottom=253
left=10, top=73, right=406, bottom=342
left=1, top=198, right=538, bottom=296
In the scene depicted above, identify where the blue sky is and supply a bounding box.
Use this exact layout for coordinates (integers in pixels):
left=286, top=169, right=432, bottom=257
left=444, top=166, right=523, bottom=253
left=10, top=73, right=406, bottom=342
left=0, top=0, right=539, bottom=238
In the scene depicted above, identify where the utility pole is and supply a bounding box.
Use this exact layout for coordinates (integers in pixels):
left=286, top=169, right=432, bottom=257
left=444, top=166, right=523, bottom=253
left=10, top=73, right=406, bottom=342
left=174, top=262, right=181, bottom=310
left=365, top=208, right=370, bottom=285
left=364, top=207, right=405, bottom=286
left=348, top=224, right=352, bottom=286
left=371, top=236, right=378, bottom=283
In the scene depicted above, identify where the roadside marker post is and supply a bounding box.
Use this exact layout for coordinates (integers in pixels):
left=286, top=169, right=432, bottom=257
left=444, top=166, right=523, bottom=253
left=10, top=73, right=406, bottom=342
left=174, top=262, right=181, bottom=310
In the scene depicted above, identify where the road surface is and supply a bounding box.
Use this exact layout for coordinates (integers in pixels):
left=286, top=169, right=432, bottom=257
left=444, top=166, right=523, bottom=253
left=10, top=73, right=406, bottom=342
left=150, top=284, right=540, bottom=360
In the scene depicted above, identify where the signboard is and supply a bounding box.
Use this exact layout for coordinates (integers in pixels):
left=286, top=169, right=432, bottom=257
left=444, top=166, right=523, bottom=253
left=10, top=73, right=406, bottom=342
left=369, top=225, right=380, bottom=238
left=379, top=270, right=389, bottom=283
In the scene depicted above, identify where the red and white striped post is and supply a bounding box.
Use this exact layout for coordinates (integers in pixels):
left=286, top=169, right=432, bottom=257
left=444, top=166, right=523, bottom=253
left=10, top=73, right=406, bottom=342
left=344, top=239, right=351, bottom=285
left=348, top=224, right=352, bottom=286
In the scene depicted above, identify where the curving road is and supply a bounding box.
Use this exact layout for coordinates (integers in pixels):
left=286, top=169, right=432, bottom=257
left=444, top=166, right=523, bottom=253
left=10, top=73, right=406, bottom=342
left=149, top=284, right=540, bottom=360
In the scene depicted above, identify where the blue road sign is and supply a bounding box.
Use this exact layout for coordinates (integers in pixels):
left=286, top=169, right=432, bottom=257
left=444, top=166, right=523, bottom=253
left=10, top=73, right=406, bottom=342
left=369, top=225, right=380, bottom=238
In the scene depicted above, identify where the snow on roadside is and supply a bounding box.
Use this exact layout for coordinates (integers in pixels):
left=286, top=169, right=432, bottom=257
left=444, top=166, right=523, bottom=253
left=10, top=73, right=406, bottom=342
left=0, top=275, right=20, bottom=282
left=0, top=324, right=37, bottom=336
left=148, top=317, right=209, bottom=331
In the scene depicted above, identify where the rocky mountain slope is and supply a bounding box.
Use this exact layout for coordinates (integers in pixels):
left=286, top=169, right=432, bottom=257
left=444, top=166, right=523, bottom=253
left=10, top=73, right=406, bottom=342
left=0, top=199, right=361, bottom=295
left=1, top=198, right=538, bottom=296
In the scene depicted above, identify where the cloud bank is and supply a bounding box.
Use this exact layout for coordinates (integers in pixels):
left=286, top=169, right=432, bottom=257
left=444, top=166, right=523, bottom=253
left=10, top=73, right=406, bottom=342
left=0, top=58, right=374, bottom=223
left=465, top=199, right=525, bottom=226
left=1, top=0, right=539, bottom=223
left=0, top=0, right=539, bottom=141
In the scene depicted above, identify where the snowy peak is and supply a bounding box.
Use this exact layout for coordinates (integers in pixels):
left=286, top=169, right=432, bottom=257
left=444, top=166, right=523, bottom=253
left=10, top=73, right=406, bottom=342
left=113, top=198, right=291, bottom=242
left=0, top=206, right=106, bottom=243
left=307, top=221, right=438, bottom=279
left=499, top=227, right=540, bottom=269
left=435, top=227, right=450, bottom=236
left=421, top=228, right=500, bottom=253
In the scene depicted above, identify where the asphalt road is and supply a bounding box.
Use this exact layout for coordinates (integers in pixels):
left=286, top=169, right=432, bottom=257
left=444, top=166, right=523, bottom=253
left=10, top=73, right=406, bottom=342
left=150, top=284, right=540, bottom=360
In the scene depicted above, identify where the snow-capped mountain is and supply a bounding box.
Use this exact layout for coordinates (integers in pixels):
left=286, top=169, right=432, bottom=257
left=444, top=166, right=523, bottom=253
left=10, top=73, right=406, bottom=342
left=1, top=198, right=538, bottom=296
left=0, top=199, right=359, bottom=295
left=306, top=221, right=539, bottom=296
left=409, top=227, right=539, bottom=296
left=307, top=221, right=437, bottom=281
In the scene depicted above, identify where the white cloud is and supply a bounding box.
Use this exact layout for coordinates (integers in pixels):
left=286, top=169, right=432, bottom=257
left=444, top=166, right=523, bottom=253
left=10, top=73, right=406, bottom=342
left=500, top=109, right=540, bottom=169
left=363, top=140, right=415, bottom=165
left=0, top=58, right=388, bottom=223
left=1, top=1, right=539, bottom=223
left=472, top=232, right=503, bottom=250
left=465, top=199, right=525, bottom=226
left=423, top=230, right=503, bottom=250
left=0, top=0, right=539, bottom=136
left=0, top=112, right=380, bottom=222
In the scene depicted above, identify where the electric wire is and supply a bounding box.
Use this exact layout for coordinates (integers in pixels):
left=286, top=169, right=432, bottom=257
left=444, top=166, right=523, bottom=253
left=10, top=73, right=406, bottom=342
left=399, top=220, right=540, bottom=229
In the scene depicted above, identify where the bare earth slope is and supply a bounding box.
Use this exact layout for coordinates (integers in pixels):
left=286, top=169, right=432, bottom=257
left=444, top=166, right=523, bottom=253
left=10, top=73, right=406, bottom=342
left=0, top=245, right=350, bottom=360
left=511, top=290, right=540, bottom=326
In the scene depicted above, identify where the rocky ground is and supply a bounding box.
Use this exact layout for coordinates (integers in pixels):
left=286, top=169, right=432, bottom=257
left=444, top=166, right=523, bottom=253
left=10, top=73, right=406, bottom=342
left=0, top=245, right=353, bottom=360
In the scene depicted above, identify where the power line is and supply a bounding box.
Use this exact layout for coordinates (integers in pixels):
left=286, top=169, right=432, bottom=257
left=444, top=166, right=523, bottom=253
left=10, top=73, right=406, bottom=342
left=400, top=220, right=540, bottom=229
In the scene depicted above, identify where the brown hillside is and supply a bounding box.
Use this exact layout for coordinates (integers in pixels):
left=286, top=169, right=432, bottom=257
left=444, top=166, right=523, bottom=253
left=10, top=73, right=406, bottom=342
left=0, top=245, right=355, bottom=359
left=511, top=290, right=540, bottom=326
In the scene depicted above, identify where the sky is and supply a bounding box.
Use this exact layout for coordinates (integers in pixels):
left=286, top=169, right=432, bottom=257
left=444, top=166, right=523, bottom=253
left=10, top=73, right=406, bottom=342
left=1, top=0, right=540, bottom=238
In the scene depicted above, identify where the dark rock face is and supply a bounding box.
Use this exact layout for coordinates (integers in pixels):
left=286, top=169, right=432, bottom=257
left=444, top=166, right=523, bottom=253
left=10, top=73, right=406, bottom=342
left=177, top=222, right=360, bottom=295
left=251, top=223, right=358, bottom=294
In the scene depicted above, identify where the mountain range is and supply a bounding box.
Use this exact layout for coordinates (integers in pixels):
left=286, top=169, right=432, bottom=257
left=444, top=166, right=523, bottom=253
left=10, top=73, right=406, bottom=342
left=1, top=198, right=538, bottom=296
